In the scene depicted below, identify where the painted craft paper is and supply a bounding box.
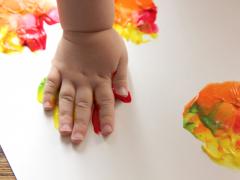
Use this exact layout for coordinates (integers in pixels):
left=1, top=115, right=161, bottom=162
left=183, top=82, right=240, bottom=169
left=0, top=0, right=158, bottom=53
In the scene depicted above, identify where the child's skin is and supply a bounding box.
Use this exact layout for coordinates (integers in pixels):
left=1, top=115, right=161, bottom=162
left=42, top=0, right=130, bottom=144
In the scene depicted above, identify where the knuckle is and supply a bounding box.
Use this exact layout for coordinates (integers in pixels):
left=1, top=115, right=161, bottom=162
left=46, top=78, right=58, bottom=89
left=59, top=114, right=71, bottom=120
left=59, top=93, right=74, bottom=103
left=97, top=74, right=111, bottom=81
left=99, top=96, right=114, bottom=106
left=75, top=99, right=91, bottom=109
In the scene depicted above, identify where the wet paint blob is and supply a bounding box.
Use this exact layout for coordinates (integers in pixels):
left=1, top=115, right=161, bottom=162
left=183, top=82, right=240, bottom=169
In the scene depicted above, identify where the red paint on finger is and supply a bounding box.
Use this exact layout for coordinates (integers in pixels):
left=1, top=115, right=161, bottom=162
left=113, top=90, right=132, bottom=103
left=92, top=104, right=101, bottom=134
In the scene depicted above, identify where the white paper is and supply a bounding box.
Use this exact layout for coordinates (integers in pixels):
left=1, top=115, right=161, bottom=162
left=0, top=0, right=240, bottom=179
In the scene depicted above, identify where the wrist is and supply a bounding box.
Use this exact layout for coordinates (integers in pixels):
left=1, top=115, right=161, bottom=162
left=62, top=28, right=114, bottom=44
left=57, top=0, right=114, bottom=32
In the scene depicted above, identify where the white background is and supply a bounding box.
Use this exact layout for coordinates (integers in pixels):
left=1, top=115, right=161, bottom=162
left=0, top=0, right=240, bottom=179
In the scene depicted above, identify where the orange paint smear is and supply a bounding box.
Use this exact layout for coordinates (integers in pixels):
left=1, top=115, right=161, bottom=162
left=183, top=82, right=240, bottom=169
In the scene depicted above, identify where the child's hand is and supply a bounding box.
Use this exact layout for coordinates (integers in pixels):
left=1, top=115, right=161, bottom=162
left=42, top=28, right=130, bottom=144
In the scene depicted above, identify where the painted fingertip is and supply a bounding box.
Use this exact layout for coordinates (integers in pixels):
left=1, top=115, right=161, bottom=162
left=43, top=101, right=53, bottom=110
left=114, top=90, right=132, bottom=103
left=114, top=87, right=128, bottom=97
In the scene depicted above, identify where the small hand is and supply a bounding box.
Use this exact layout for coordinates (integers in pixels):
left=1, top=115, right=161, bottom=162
left=42, top=28, right=131, bottom=144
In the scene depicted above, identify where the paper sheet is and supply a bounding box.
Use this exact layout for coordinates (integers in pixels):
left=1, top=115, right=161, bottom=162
left=0, top=1, right=240, bottom=179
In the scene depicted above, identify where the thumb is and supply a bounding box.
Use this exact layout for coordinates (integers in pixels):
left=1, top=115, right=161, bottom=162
left=112, top=53, right=131, bottom=103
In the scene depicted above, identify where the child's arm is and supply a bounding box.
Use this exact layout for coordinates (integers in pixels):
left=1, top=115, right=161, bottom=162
left=57, top=0, right=114, bottom=32
left=42, top=0, right=130, bottom=144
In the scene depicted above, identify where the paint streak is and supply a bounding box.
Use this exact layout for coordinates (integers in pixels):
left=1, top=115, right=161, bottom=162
left=92, top=103, right=101, bottom=134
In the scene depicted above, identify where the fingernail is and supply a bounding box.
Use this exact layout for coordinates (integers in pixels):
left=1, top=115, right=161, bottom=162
left=115, top=87, right=128, bottom=97
left=43, top=101, right=52, bottom=109
left=114, top=90, right=132, bottom=103
left=102, top=124, right=113, bottom=136
left=60, top=124, right=72, bottom=132
left=72, top=133, right=84, bottom=141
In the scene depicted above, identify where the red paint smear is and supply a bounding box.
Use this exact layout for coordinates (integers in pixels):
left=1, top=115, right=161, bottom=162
left=92, top=104, right=101, bottom=134
left=113, top=90, right=132, bottom=103
left=233, top=111, right=240, bottom=134
left=18, top=28, right=47, bottom=51
left=236, top=140, right=240, bottom=150
left=17, top=10, right=59, bottom=52
left=41, top=9, right=59, bottom=25
left=137, top=7, right=158, bottom=34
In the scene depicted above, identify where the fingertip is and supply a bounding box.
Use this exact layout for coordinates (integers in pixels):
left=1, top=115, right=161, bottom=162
left=101, top=124, right=113, bottom=137
left=114, top=87, right=128, bottom=97
left=59, top=124, right=72, bottom=136
left=71, top=132, right=84, bottom=144
left=43, top=100, right=54, bottom=111
left=113, top=88, right=132, bottom=103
